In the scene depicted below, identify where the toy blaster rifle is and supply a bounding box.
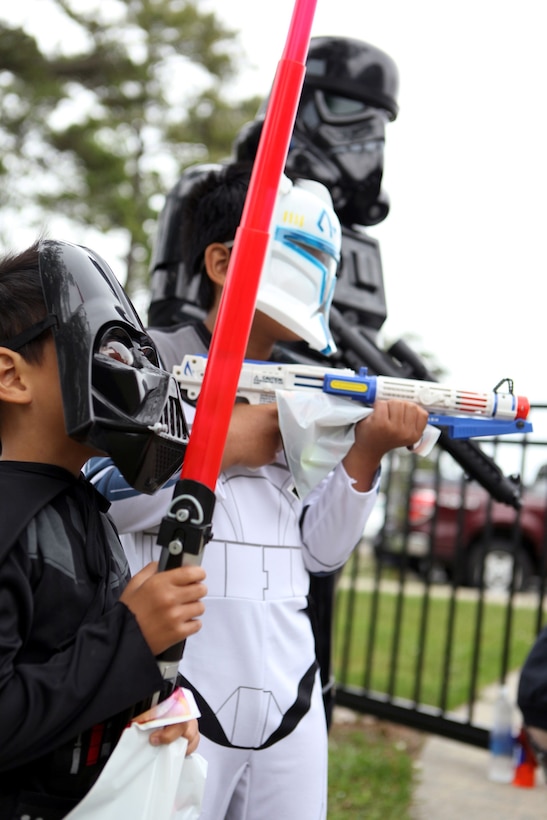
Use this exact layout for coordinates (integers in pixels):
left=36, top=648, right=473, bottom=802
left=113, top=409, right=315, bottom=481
left=174, top=354, right=533, bottom=441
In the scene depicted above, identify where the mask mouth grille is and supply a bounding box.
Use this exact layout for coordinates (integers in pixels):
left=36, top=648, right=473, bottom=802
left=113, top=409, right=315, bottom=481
left=158, top=391, right=190, bottom=444
left=141, top=385, right=190, bottom=492
left=132, top=394, right=189, bottom=494
left=146, top=436, right=188, bottom=494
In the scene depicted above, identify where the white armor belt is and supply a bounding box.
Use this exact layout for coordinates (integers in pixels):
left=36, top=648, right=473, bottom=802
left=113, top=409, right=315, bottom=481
left=205, top=539, right=309, bottom=600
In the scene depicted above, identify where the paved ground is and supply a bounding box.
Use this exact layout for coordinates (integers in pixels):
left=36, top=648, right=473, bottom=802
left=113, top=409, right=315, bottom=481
left=411, top=734, right=545, bottom=820
left=411, top=673, right=546, bottom=819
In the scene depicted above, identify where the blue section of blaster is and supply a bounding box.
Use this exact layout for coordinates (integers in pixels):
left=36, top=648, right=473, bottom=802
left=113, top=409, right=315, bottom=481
left=322, top=371, right=377, bottom=403
left=428, top=415, right=533, bottom=439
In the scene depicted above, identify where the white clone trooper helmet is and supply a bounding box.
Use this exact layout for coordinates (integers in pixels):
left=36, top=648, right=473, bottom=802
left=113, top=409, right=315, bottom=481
left=255, top=175, right=342, bottom=355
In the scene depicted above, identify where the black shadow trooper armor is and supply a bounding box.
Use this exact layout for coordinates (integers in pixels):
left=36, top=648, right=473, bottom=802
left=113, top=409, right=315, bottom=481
left=148, top=36, right=398, bottom=334
left=4, top=240, right=189, bottom=493
left=284, top=37, right=398, bottom=334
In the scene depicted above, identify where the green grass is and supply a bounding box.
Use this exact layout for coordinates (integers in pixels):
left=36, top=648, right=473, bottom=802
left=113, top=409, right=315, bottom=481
left=333, top=585, right=538, bottom=711
left=326, top=557, right=543, bottom=815
left=328, top=714, right=421, bottom=818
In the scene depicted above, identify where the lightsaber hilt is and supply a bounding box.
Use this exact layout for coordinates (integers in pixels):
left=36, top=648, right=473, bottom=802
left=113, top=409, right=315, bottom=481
left=153, top=478, right=215, bottom=697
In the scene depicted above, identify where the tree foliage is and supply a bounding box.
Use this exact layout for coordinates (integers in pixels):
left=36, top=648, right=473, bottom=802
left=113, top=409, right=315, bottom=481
left=0, top=0, right=262, bottom=293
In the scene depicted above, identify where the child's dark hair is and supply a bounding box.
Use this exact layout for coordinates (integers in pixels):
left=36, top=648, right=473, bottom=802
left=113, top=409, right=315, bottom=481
left=179, top=161, right=254, bottom=309
left=0, top=240, right=49, bottom=364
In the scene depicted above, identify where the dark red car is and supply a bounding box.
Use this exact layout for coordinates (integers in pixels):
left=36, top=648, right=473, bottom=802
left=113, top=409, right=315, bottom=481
left=375, top=467, right=547, bottom=592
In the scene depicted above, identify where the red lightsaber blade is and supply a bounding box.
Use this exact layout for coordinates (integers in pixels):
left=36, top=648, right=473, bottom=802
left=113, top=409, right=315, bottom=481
left=180, top=0, right=318, bottom=490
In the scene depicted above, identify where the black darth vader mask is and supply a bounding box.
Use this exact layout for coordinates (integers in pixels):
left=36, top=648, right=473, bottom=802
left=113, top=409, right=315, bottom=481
left=34, top=240, right=188, bottom=493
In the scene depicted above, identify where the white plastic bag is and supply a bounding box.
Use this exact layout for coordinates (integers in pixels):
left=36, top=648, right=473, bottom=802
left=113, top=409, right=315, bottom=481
left=66, top=688, right=208, bottom=820
left=277, top=389, right=367, bottom=497
left=277, top=389, right=440, bottom=497
left=173, top=751, right=209, bottom=818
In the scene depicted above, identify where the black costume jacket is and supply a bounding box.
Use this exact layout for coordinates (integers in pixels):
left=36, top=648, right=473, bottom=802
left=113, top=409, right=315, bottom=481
left=0, top=462, right=162, bottom=819
left=518, top=625, right=547, bottom=731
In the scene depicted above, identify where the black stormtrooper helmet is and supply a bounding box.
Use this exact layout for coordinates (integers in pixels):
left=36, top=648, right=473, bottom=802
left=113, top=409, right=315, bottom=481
left=235, top=36, right=399, bottom=227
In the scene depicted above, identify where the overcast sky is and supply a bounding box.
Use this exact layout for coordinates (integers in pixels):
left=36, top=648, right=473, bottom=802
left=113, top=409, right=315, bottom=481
left=4, top=1, right=547, bottom=453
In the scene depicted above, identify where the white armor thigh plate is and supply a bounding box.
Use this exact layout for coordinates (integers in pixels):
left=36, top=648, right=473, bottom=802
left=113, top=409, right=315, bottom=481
left=182, top=595, right=317, bottom=748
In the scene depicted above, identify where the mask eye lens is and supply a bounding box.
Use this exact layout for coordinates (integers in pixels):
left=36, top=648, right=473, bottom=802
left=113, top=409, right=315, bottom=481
left=141, top=346, right=159, bottom=365
left=323, top=93, right=367, bottom=117
left=291, top=239, right=330, bottom=268
left=99, top=339, right=134, bottom=366
left=288, top=237, right=338, bottom=282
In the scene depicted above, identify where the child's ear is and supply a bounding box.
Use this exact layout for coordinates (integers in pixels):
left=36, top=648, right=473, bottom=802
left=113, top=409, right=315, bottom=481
left=203, top=243, right=231, bottom=288
left=0, top=349, right=31, bottom=404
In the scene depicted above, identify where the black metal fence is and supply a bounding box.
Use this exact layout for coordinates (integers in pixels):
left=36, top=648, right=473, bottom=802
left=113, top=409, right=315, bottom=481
left=332, top=403, right=547, bottom=747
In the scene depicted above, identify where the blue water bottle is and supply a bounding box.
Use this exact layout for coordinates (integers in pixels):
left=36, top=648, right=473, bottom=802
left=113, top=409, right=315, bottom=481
left=488, top=685, right=514, bottom=783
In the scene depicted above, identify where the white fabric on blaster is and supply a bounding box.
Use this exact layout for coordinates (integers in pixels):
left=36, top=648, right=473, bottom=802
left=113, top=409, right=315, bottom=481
left=276, top=389, right=440, bottom=498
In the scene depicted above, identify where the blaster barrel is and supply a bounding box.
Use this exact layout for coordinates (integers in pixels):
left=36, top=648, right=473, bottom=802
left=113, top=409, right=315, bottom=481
left=323, top=369, right=530, bottom=421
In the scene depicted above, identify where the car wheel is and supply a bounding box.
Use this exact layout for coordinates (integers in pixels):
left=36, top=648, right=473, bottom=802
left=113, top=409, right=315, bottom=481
left=467, top=539, right=533, bottom=592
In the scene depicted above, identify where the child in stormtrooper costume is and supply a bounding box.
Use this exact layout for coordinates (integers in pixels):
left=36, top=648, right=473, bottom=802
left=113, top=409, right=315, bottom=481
left=89, top=165, right=428, bottom=819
